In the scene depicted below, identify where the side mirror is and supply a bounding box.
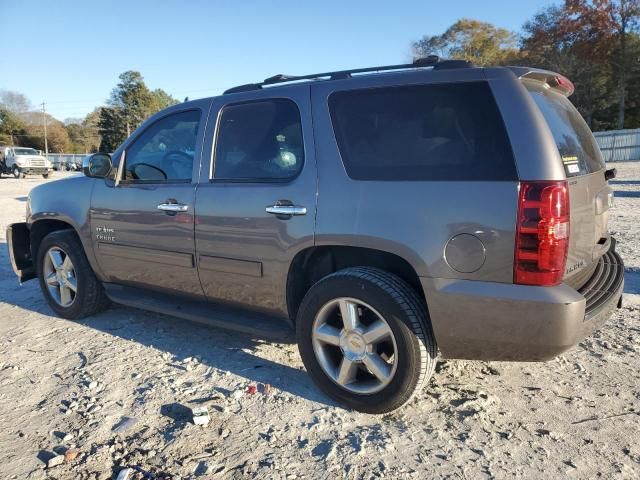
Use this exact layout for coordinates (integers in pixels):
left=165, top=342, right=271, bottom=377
left=83, top=153, right=112, bottom=178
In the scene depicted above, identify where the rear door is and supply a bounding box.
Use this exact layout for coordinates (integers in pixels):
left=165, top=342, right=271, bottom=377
left=525, top=83, right=611, bottom=286
left=194, top=87, right=317, bottom=317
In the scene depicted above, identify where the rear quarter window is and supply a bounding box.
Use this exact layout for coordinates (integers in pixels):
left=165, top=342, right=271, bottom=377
left=526, top=85, right=605, bottom=177
left=328, top=82, right=517, bottom=181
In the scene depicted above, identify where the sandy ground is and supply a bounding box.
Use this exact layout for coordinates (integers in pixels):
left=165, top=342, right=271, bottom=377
left=0, top=166, right=638, bottom=480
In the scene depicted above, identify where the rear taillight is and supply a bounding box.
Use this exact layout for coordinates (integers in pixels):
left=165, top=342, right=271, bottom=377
left=514, top=181, right=570, bottom=286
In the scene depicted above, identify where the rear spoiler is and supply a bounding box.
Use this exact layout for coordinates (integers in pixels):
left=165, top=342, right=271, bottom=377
left=507, top=66, right=575, bottom=97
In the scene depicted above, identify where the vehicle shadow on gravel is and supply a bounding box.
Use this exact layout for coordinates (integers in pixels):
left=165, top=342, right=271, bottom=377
left=0, top=242, right=336, bottom=407
left=614, top=190, right=640, bottom=198
left=610, top=180, right=640, bottom=185
left=83, top=305, right=337, bottom=406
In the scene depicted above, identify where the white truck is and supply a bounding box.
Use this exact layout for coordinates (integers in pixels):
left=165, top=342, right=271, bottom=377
left=0, top=146, right=52, bottom=178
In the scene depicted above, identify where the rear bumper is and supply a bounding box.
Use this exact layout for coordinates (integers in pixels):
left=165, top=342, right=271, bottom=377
left=422, top=241, right=624, bottom=361
left=6, top=222, right=36, bottom=283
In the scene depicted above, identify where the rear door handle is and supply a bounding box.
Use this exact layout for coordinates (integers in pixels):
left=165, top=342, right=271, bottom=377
left=158, top=202, right=189, bottom=212
left=265, top=205, right=307, bottom=216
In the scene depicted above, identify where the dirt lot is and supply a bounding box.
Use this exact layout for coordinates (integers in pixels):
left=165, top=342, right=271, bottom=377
left=0, top=167, right=639, bottom=480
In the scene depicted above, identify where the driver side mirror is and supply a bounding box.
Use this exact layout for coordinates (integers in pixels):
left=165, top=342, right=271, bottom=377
left=83, top=153, right=113, bottom=178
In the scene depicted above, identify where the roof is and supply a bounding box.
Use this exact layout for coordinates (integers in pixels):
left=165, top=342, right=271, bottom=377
left=223, top=56, right=474, bottom=94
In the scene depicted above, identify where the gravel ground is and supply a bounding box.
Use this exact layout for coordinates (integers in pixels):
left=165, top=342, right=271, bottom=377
left=0, top=166, right=638, bottom=480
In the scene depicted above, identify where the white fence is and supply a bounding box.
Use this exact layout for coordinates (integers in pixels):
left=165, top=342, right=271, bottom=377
left=46, top=153, right=87, bottom=167
left=594, top=128, right=640, bottom=162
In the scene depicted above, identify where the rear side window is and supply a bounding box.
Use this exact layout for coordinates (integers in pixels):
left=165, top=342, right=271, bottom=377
left=213, top=99, right=304, bottom=181
left=329, top=82, right=517, bottom=181
left=527, top=85, right=605, bottom=177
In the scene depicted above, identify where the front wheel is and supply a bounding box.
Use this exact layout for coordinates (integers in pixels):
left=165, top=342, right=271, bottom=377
left=37, top=230, right=110, bottom=319
left=12, top=166, right=21, bottom=178
left=297, top=267, right=437, bottom=414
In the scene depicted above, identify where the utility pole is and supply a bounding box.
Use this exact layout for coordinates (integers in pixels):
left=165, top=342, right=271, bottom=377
left=41, top=102, right=49, bottom=158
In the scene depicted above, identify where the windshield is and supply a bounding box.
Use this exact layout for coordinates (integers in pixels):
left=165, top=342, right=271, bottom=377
left=526, top=82, right=605, bottom=177
left=13, top=148, right=40, bottom=156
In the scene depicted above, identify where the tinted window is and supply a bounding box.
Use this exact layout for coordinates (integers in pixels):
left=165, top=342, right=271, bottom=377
left=329, top=82, right=517, bottom=181
left=527, top=85, right=605, bottom=177
left=213, top=99, right=304, bottom=181
left=124, top=109, right=200, bottom=182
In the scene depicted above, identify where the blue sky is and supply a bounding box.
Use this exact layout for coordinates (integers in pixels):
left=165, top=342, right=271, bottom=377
left=1, top=0, right=555, bottom=121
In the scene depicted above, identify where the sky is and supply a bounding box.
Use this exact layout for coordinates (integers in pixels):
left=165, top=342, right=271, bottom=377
left=1, top=0, right=556, bottom=121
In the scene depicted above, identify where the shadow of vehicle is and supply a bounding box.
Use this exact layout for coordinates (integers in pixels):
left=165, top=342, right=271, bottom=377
left=609, top=180, right=640, bottom=186
left=614, top=190, right=640, bottom=198
left=0, top=241, right=335, bottom=407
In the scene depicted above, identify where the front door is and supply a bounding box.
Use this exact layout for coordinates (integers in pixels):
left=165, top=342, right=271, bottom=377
left=90, top=103, right=209, bottom=298
left=195, top=87, right=317, bottom=316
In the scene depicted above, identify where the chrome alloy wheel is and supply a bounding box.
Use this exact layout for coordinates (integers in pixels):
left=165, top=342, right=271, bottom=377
left=312, top=298, right=398, bottom=394
left=43, top=246, right=77, bottom=307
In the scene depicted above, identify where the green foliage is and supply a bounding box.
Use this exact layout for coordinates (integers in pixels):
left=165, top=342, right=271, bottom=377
left=65, top=109, right=101, bottom=153
left=0, top=107, right=26, bottom=145
left=19, top=111, right=71, bottom=153
left=99, top=71, right=178, bottom=152
left=413, top=19, right=521, bottom=66
left=413, top=1, right=640, bottom=129
left=98, top=106, right=127, bottom=153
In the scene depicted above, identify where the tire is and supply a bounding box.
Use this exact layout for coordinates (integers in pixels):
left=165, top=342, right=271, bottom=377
left=12, top=166, right=21, bottom=179
left=37, top=230, right=110, bottom=320
left=296, top=267, right=437, bottom=414
left=42, top=173, right=49, bottom=179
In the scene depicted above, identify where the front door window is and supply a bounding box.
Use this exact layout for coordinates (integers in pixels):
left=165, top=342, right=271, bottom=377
left=124, top=109, right=201, bottom=182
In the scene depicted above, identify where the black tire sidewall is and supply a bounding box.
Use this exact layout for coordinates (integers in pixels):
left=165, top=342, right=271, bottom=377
left=37, top=231, right=96, bottom=319
left=297, top=272, right=426, bottom=413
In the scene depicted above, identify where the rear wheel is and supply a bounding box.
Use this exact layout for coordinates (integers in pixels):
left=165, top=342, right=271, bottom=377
left=37, top=230, right=109, bottom=319
left=297, top=267, right=437, bottom=413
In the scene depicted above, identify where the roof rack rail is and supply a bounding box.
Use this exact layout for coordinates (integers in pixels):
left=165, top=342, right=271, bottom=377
left=223, top=56, right=473, bottom=94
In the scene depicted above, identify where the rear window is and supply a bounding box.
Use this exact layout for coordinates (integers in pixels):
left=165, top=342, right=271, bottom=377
left=527, top=85, right=605, bottom=177
left=329, top=82, right=517, bottom=181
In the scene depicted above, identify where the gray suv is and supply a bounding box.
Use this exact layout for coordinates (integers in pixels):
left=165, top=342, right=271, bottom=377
left=7, top=57, right=624, bottom=413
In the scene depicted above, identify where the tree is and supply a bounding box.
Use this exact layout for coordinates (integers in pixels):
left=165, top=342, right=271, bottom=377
left=65, top=109, right=101, bottom=153
left=98, top=106, right=127, bottom=153
left=620, top=33, right=640, bottom=126
left=149, top=88, right=179, bottom=113
left=413, top=19, right=520, bottom=65
left=0, top=90, right=33, bottom=114
left=607, top=0, right=640, bottom=127
left=521, top=3, right=615, bottom=128
left=0, top=108, right=26, bottom=145
left=99, top=71, right=178, bottom=151
left=19, top=111, right=71, bottom=153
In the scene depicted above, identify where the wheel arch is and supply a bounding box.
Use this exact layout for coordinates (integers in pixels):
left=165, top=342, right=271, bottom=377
left=30, top=219, right=79, bottom=269
left=286, top=245, right=425, bottom=323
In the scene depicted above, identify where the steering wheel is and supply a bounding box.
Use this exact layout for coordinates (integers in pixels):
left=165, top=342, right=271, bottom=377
left=131, top=162, right=167, bottom=181
left=162, top=150, right=192, bottom=178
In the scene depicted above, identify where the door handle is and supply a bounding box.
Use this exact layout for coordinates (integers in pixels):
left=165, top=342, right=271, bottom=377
left=157, top=202, right=189, bottom=212
left=265, top=205, right=307, bottom=216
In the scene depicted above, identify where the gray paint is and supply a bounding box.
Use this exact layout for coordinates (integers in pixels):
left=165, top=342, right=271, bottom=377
left=8, top=64, right=622, bottom=361
left=444, top=234, right=486, bottom=273
left=194, top=85, right=317, bottom=316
